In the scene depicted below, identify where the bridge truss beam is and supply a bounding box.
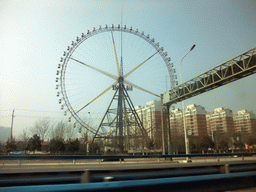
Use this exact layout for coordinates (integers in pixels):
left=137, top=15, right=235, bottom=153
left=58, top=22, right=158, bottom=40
left=163, top=47, right=256, bottom=106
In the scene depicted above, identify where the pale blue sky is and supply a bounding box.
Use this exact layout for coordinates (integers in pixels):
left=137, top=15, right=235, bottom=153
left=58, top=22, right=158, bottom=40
left=0, top=0, right=256, bottom=138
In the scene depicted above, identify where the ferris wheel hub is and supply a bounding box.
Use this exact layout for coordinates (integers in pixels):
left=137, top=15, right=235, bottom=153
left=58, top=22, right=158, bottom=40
left=118, top=76, right=124, bottom=83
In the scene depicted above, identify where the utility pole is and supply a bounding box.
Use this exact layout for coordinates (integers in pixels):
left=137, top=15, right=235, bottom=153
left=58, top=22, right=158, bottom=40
left=10, top=109, right=15, bottom=142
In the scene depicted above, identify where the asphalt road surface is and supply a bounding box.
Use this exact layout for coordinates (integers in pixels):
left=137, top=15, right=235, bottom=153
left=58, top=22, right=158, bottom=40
left=1, top=156, right=256, bottom=173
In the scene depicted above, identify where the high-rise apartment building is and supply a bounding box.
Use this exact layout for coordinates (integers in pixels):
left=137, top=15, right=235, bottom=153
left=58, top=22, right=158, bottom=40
left=206, top=107, right=235, bottom=137
left=169, top=108, right=183, bottom=136
left=233, top=110, right=256, bottom=137
left=169, top=104, right=207, bottom=137
left=132, top=100, right=255, bottom=152
left=133, top=100, right=163, bottom=149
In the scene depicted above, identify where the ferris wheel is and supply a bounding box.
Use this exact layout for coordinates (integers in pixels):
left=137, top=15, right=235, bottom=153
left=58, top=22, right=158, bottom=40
left=56, top=24, right=177, bottom=151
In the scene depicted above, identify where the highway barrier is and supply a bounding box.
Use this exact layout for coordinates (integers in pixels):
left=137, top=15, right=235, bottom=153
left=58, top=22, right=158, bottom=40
left=1, top=161, right=256, bottom=187
left=1, top=152, right=256, bottom=163
left=0, top=152, right=255, bottom=167
left=1, top=153, right=256, bottom=191
left=0, top=171, right=256, bottom=192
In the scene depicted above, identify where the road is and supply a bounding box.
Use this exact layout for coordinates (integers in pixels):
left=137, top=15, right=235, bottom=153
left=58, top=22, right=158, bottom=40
left=1, top=156, right=256, bottom=173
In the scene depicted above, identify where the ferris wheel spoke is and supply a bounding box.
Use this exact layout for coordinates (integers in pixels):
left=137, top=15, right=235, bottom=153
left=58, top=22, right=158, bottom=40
left=111, top=31, right=121, bottom=76
left=124, top=51, right=158, bottom=78
left=75, top=81, right=118, bottom=114
left=124, top=79, right=160, bottom=97
left=70, top=57, right=118, bottom=80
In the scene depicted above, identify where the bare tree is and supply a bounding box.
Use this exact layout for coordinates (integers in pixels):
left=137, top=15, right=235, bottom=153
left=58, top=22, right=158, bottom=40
left=18, top=128, right=30, bottom=141
left=31, top=118, right=51, bottom=142
left=65, top=123, right=78, bottom=140
left=48, top=121, right=80, bottom=141
left=51, top=121, right=66, bottom=140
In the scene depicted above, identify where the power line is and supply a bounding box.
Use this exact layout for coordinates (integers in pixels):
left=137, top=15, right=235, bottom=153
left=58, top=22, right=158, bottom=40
left=0, top=109, right=63, bottom=113
left=15, top=109, right=63, bottom=113
left=0, top=109, right=13, bottom=112
left=11, top=115, right=66, bottom=119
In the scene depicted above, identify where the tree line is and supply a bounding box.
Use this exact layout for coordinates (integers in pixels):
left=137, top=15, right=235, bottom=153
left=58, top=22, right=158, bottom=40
left=4, top=118, right=98, bottom=155
left=170, top=132, right=256, bottom=154
left=18, top=118, right=79, bottom=142
left=3, top=117, right=256, bottom=155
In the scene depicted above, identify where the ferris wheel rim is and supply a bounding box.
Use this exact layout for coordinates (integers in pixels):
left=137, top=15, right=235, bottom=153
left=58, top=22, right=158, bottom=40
left=57, top=24, right=175, bottom=134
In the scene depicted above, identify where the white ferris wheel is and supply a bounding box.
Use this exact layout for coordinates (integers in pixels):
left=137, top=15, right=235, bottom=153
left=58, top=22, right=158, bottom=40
left=56, top=24, right=177, bottom=151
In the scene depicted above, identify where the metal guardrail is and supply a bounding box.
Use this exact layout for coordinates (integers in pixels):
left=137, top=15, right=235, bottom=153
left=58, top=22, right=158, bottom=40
left=1, top=171, right=256, bottom=192
left=1, top=160, right=256, bottom=187
left=1, top=154, right=256, bottom=191
left=1, top=152, right=255, bottom=160
left=0, top=152, right=255, bottom=166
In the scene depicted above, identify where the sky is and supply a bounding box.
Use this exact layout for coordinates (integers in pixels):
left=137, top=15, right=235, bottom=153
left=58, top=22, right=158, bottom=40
left=0, top=0, right=256, bottom=139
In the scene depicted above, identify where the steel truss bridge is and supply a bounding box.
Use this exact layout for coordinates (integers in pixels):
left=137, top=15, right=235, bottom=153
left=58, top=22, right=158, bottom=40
left=163, top=46, right=256, bottom=106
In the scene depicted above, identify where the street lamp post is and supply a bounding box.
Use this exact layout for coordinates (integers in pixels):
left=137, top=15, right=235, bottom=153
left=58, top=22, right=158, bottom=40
left=180, top=44, right=196, bottom=162
left=161, top=94, right=166, bottom=155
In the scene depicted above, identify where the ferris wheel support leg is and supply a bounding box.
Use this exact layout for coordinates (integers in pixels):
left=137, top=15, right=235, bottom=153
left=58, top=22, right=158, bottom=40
left=92, top=89, right=119, bottom=143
